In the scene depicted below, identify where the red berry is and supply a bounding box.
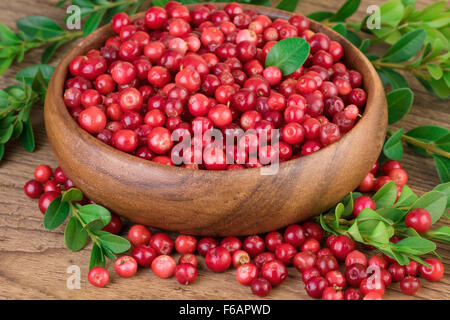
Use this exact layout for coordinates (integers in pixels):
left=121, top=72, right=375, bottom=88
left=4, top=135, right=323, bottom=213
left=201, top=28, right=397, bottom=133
left=197, top=237, right=218, bottom=256
left=358, top=173, right=375, bottom=192
left=382, top=160, right=402, bottom=175
left=261, top=260, right=288, bottom=286
left=400, top=276, right=420, bottom=295
left=128, top=225, right=151, bottom=246
left=236, top=263, right=258, bottom=286
left=243, top=235, right=265, bottom=258
left=175, top=263, right=198, bottom=285
left=322, top=286, right=344, bottom=300
left=34, top=165, right=53, bottom=183
left=179, top=253, right=198, bottom=268
left=316, top=255, right=339, bottom=276
left=149, top=233, right=174, bottom=255
left=275, top=243, right=297, bottom=265
left=302, top=221, right=324, bottom=242
left=388, top=168, right=408, bottom=187
left=405, top=208, right=432, bottom=233
left=251, top=278, right=271, bottom=297
left=388, top=263, right=406, bottom=282
left=148, top=127, right=173, bottom=154
left=359, top=277, right=385, bottom=296
left=115, top=256, right=138, bottom=278
left=302, top=267, right=321, bottom=283
left=205, top=247, right=231, bottom=272
left=344, top=288, right=362, bottom=300
left=419, top=258, right=444, bottom=282
left=145, top=7, right=168, bottom=30
left=353, top=196, right=376, bottom=217
left=405, top=260, right=419, bottom=277
left=254, top=252, right=275, bottom=269
left=175, top=235, right=198, bottom=254
left=345, top=263, right=367, bottom=287
left=293, top=251, right=317, bottom=272
left=220, top=236, right=242, bottom=254
left=326, top=270, right=346, bottom=289
left=232, top=249, right=251, bottom=268
left=284, top=225, right=306, bottom=248
left=363, top=292, right=383, bottom=300
left=24, top=180, right=43, bottom=198
left=131, top=245, right=157, bottom=267
left=151, top=255, right=176, bottom=278
left=329, top=235, right=356, bottom=261
left=345, top=250, right=367, bottom=267
left=88, top=267, right=110, bottom=287
left=305, top=276, right=328, bottom=299
left=39, top=191, right=60, bottom=214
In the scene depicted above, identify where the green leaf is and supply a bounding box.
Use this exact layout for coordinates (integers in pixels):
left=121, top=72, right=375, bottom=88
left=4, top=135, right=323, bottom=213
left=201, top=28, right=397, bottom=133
left=89, top=244, right=106, bottom=269
left=410, top=1, right=446, bottom=21
left=19, top=119, right=34, bottom=152
left=426, top=64, right=443, bottom=80
left=347, top=221, right=364, bottom=242
left=333, top=202, right=345, bottom=229
left=16, top=64, right=55, bottom=87
left=395, top=185, right=419, bottom=207
left=265, top=37, right=310, bottom=76
left=345, top=30, right=362, bottom=47
left=0, top=144, right=4, bottom=161
left=424, top=226, right=450, bottom=243
left=432, top=182, right=450, bottom=209
left=357, top=208, right=393, bottom=225
left=372, top=0, right=404, bottom=31
left=372, top=181, right=398, bottom=209
left=98, top=233, right=130, bottom=254
left=11, top=121, right=23, bottom=140
left=83, top=219, right=105, bottom=232
left=433, top=155, right=450, bottom=183
left=64, top=216, right=89, bottom=252
left=319, top=214, right=337, bottom=235
left=0, top=23, right=21, bottom=45
left=384, top=128, right=404, bottom=160
left=307, top=11, right=334, bottom=22
left=368, top=221, right=391, bottom=244
left=377, top=207, right=406, bottom=223
left=41, top=40, right=65, bottom=64
left=358, top=39, right=370, bottom=53
left=83, top=9, right=106, bottom=36
left=393, top=237, right=436, bottom=255
left=404, top=125, right=449, bottom=157
left=331, top=23, right=347, bottom=37
left=276, top=0, right=299, bottom=12
left=0, top=125, right=13, bottom=144
left=411, top=191, right=447, bottom=224
left=428, top=77, right=450, bottom=99
left=386, top=88, right=413, bottom=124
left=382, top=29, right=426, bottom=62
left=62, top=188, right=83, bottom=203
left=17, top=16, right=64, bottom=40
left=378, top=68, right=409, bottom=89
left=43, top=197, right=70, bottom=230
left=79, top=204, right=111, bottom=227
left=330, top=0, right=361, bottom=22
left=152, top=0, right=168, bottom=7
left=0, top=57, right=14, bottom=75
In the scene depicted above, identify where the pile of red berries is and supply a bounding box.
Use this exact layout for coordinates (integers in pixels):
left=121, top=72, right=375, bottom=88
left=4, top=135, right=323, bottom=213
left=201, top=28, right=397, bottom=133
left=64, top=1, right=366, bottom=169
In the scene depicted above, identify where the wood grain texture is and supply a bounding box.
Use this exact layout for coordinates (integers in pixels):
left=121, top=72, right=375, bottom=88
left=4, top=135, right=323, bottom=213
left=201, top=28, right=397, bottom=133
left=0, top=0, right=449, bottom=300
left=44, top=3, right=386, bottom=236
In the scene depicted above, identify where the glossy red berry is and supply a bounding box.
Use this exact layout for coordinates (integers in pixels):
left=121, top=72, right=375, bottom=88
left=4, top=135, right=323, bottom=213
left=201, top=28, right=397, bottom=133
left=305, top=276, right=328, bottom=299
left=131, top=245, right=157, bottom=267
left=405, top=208, right=431, bottom=233
left=293, top=251, right=317, bottom=272
left=34, top=165, right=53, bottom=183
left=149, top=233, right=174, bottom=255
left=24, top=180, right=43, bottom=198
left=275, top=243, right=297, bottom=265
left=243, top=235, right=265, bottom=258
left=236, top=263, right=259, bottom=286
left=128, top=224, right=151, bottom=246
left=39, top=191, right=60, bottom=214
left=115, top=256, right=138, bottom=278
left=251, top=278, right=271, bottom=297
left=345, top=250, right=367, bottom=267
left=344, top=288, right=362, bottom=300
left=175, top=235, right=197, bottom=254
left=151, top=255, right=177, bottom=278
left=329, top=235, right=356, bottom=261
left=345, top=263, right=367, bottom=287
left=205, top=247, right=232, bottom=272
left=353, top=196, right=376, bottom=217
left=419, top=258, right=444, bottom=282
left=88, top=267, right=110, bottom=287
left=316, top=255, right=339, bottom=276
left=197, top=237, right=218, bottom=256
left=261, top=260, right=288, bottom=286
left=179, top=253, right=198, bottom=268
left=175, top=263, right=198, bottom=285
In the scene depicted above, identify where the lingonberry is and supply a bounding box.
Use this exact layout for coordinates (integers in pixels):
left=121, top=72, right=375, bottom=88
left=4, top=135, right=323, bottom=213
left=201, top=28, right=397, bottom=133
left=88, top=267, right=110, bottom=287
left=115, top=256, right=138, bottom=278
left=148, top=127, right=173, bottom=154
left=243, top=235, right=265, bottom=258
left=405, top=208, right=432, bottom=233
left=282, top=123, right=305, bottom=145
left=322, top=286, right=344, bottom=300
left=112, top=129, right=138, bottom=152
left=261, top=260, right=288, bottom=286
left=388, top=168, right=408, bottom=187
left=345, top=250, right=367, bottom=267
left=205, top=247, right=232, bottom=272
left=197, top=237, right=218, bottom=256
left=149, top=233, right=174, bottom=255
left=301, top=238, right=320, bottom=253
left=251, top=278, right=271, bottom=297
left=275, top=243, right=297, bottom=265
left=344, top=288, right=362, bottom=300
left=24, top=180, right=43, bottom=198
left=380, top=269, right=392, bottom=286
left=387, top=263, right=406, bottom=282
left=305, top=276, right=328, bottom=299
left=128, top=224, right=151, bottom=246
left=317, top=248, right=333, bottom=258
left=293, top=251, right=317, bottom=272
left=174, top=235, right=197, bottom=254
left=208, top=105, right=233, bottom=128
left=111, top=62, right=136, bottom=85
left=359, top=277, right=385, bottom=296
left=353, top=196, right=376, bottom=217
left=151, top=255, right=177, bottom=278
left=345, top=263, right=367, bottom=287
left=179, top=253, right=198, bottom=268
left=302, top=267, right=321, bottom=283
left=325, top=270, right=346, bottom=289
left=419, top=258, right=444, bottom=282
left=236, top=263, right=259, bottom=286
left=302, top=221, right=324, bottom=242
left=102, top=214, right=122, bottom=234
left=39, top=191, right=60, bottom=214
left=264, top=231, right=284, bottom=252
left=44, top=180, right=61, bottom=193
left=363, top=292, right=383, bottom=300
left=220, top=237, right=242, bottom=255
left=175, top=263, right=198, bottom=285
left=147, top=66, right=171, bottom=88
left=34, top=165, right=53, bottom=183
left=359, top=172, right=375, bottom=192
left=329, top=235, right=356, bottom=261
left=316, top=255, right=339, bottom=276
left=131, top=245, right=157, bottom=267
left=230, top=250, right=250, bottom=268
left=382, top=160, right=402, bottom=175
left=400, top=276, right=421, bottom=295
left=405, top=260, right=419, bottom=277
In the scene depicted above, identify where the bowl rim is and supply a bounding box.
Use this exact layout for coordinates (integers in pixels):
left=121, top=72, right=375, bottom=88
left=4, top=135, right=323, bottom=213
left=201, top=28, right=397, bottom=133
left=48, top=3, right=385, bottom=178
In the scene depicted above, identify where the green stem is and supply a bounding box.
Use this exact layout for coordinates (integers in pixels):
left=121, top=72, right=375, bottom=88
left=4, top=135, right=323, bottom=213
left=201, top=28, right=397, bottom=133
left=23, top=30, right=83, bottom=51
left=69, top=202, right=102, bottom=248
left=93, top=0, right=139, bottom=10
left=387, top=129, right=450, bottom=159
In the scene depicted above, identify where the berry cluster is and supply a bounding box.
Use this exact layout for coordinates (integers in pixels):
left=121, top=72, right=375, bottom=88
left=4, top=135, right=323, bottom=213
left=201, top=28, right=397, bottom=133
left=64, top=1, right=366, bottom=169
left=24, top=162, right=445, bottom=298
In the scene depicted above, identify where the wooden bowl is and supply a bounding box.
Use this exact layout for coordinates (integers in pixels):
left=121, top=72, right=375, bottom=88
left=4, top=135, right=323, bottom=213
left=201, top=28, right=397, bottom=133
left=45, top=3, right=387, bottom=236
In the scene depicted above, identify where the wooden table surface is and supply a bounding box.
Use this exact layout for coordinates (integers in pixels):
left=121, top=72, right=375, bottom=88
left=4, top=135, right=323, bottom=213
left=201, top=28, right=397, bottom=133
left=0, top=0, right=448, bottom=300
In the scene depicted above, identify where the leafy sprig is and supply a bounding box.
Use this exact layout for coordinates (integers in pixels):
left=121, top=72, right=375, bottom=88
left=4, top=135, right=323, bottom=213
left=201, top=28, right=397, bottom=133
left=319, top=181, right=450, bottom=266
left=44, top=188, right=131, bottom=269
left=0, top=65, right=54, bottom=161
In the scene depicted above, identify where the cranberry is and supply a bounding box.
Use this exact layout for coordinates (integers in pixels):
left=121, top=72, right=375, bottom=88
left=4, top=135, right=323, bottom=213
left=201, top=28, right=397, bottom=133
left=197, top=237, right=218, bottom=256
left=405, top=260, right=419, bottom=276
left=293, top=251, right=317, bottom=272
left=388, top=263, right=406, bottom=282
left=345, top=250, right=367, bottom=267
left=39, top=191, right=60, bottom=214
left=380, top=268, right=392, bottom=286
left=353, top=196, right=376, bottom=217
left=149, top=233, right=174, bottom=255
left=127, top=224, right=151, bottom=246
left=282, top=123, right=305, bottom=145
left=316, top=255, right=338, bottom=276
left=400, top=276, right=420, bottom=295
left=345, top=263, right=367, bottom=287
left=151, top=255, right=177, bottom=278
left=251, top=278, right=271, bottom=297
left=44, top=180, right=60, bottom=193
left=302, top=267, right=321, bottom=283
left=359, top=277, right=385, bottom=296
left=405, top=208, right=431, bottom=233
left=388, top=168, right=408, bottom=187
left=88, top=267, right=110, bottom=287
left=305, top=276, right=328, bottom=299
left=232, top=249, right=251, bottom=268
left=301, top=238, right=320, bottom=253
left=322, top=286, right=344, bottom=300
left=131, top=245, right=157, bottom=267
left=175, top=235, right=197, bottom=254
left=261, top=260, right=288, bottom=286
left=24, top=180, right=43, bottom=198
left=419, top=258, right=444, bottom=282
left=344, top=288, right=362, bottom=300
left=175, top=263, right=198, bottom=285
left=111, top=62, right=136, bottom=85
left=363, top=292, right=383, bottom=300
left=236, top=263, right=259, bottom=286
left=329, top=235, right=355, bottom=261
left=302, top=221, right=324, bottom=242
left=112, top=129, right=138, bottom=152
left=179, top=253, right=198, bottom=268
left=34, top=165, right=53, bottom=183
left=382, top=160, right=402, bottom=175
left=359, top=173, right=375, bottom=192
left=243, top=235, right=265, bottom=257
left=115, top=256, right=138, bottom=278
left=205, top=247, right=231, bottom=272
left=275, top=243, right=297, bottom=265
left=368, top=256, right=388, bottom=270
left=147, top=66, right=171, bottom=88
left=220, top=236, right=241, bottom=254
left=112, top=12, right=130, bottom=34
left=265, top=231, right=284, bottom=252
